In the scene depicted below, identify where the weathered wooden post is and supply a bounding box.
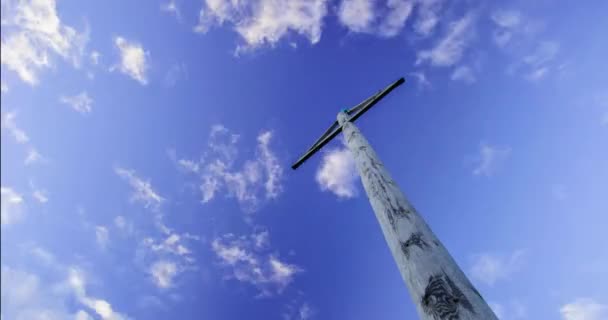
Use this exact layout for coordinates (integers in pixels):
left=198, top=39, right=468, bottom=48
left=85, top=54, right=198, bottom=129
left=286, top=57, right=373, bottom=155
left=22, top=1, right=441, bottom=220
left=293, top=78, right=497, bottom=319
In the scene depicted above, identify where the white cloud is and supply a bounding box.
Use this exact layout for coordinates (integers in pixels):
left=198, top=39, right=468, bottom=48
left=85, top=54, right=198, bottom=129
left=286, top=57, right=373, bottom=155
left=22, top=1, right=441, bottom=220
left=469, top=249, right=526, bottom=286
left=212, top=231, right=301, bottom=296
left=413, top=0, right=442, bottom=36
left=257, top=131, right=283, bottom=199
left=114, top=215, right=126, bottom=229
left=144, top=233, right=193, bottom=257
left=113, top=36, right=149, bottom=85
left=408, top=71, right=431, bottom=89
left=30, top=246, right=57, bottom=266
left=183, top=126, right=284, bottom=212
left=177, top=159, right=200, bottom=173
left=523, top=41, right=559, bottom=81
left=560, top=298, right=608, bottom=320
left=0, top=0, right=88, bottom=84
left=316, top=146, right=358, bottom=198
left=283, top=299, right=315, bottom=320
left=161, top=0, right=181, bottom=20
left=252, top=229, right=269, bottom=249
left=95, top=226, right=109, bottom=249
left=1, top=81, right=8, bottom=94
left=1, top=186, right=25, bottom=226
left=32, top=189, right=49, bottom=203
left=115, top=167, right=164, bottom=209
left=75, top=310, right=95, bottom=320
left=24, top=147, right=44, bottom=165
left=149, top=260, right=178, bottom=289
left=1, top=265, right=73, bottom=320
left=1, top=111, right=29, bottom=144
left=338, top=0, right=375, bottom=33
left=60, top=92, right=93, bottom=114
left=195, top=0, right=328, bottom=53
left=1, top=264, right=128, bottom=320
left=451, top=65, right=475, bottom=84
left=416, top=12, right=475, bottom=67
left=67, top=268, right=129, bottom=320
left=489, top=10, right=523, bottom=48
left=491, top=10, right=521, bottom=28
left=89, top=51, right=100, bottom=65
left=338, top=0, right=413, bottom=37
left=380, top=0, right=414, bottom=37
left=472, top=142, right=511, bottom=177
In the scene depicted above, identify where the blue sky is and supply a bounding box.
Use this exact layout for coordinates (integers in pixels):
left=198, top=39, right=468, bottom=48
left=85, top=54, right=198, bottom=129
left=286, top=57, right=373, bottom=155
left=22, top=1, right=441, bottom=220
left=1, top=0, right=607, bottom=319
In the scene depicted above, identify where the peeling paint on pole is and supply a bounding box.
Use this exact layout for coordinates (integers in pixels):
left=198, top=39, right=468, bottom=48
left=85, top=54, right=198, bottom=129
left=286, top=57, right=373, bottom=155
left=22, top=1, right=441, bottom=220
left=338, top=112, right=497, bottom=320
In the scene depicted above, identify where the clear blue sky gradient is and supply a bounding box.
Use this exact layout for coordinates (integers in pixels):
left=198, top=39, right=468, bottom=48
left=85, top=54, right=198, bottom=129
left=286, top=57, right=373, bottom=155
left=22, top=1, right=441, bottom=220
left=2, top=0, right=608, bottom=319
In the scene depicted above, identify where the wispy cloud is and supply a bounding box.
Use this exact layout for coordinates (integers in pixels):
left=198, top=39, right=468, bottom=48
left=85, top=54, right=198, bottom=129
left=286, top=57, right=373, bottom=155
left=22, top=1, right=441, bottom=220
left=115, top=168, right=164, bottom=209
left=89, top=51, right=101, bottom=65
left=413, top=0, right=442, bottom=36
left=113, top=36, right=149, bottom=85
left=179, top=125, right=284, bottom=213
left=25, top=147, right=45, bottom=165
left=2, top=259, right=130, bottom=320
left=408, top=71, right=431, bottom=90
left=1, top=111, right=29, bottom=144
left=560, top=298, right=608, bottom=320
left=1, top=265, right=85, bottom=319
left=212, top=230, right=301, bottom=296
left=416, top=12, right=476, bottom=67
left=32, top=189, right=49, bottom=203
left=0, top=0, right=88, bottom=84
left=113, top=215, right=135, bottom=235
left=195, top=0, right=328, bottom=53
left=379, top=0, right=414, bottom=37
left=161, top=0, right=181, bottom=21
left=469, top=249, right=526, bottom=286
left=283, top=299, right=316, bottom=320
left=316, top=145, right=358, bottom=198
left=491, top=10, right=521, bottom=29
left=60, top=92, right=93, bottom=114
left=1, top=186, right=25, bottom=226
left=451, top=65, right=476, bottom=84
left=149, top=260, right=179, bottom=289
left=472, top=142, right=511, bottom=177
left=95, top=226, right=109, bottom=249
left=338, top=0, right=413, bottom=37
left=67, top=267, right=130, bottom=320
left=338, top=0, right=376, bottom=34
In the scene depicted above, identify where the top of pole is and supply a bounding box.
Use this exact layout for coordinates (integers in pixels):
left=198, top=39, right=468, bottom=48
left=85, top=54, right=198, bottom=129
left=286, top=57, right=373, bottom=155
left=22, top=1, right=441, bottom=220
left=291, top=77, right=405, bottom=170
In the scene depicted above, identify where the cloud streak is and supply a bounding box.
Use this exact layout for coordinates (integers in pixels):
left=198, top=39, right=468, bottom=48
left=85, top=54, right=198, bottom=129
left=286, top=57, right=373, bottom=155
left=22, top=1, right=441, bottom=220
left=115, top=168, right=164, bottom=209
left=416, top=12, right=475, bottom=67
